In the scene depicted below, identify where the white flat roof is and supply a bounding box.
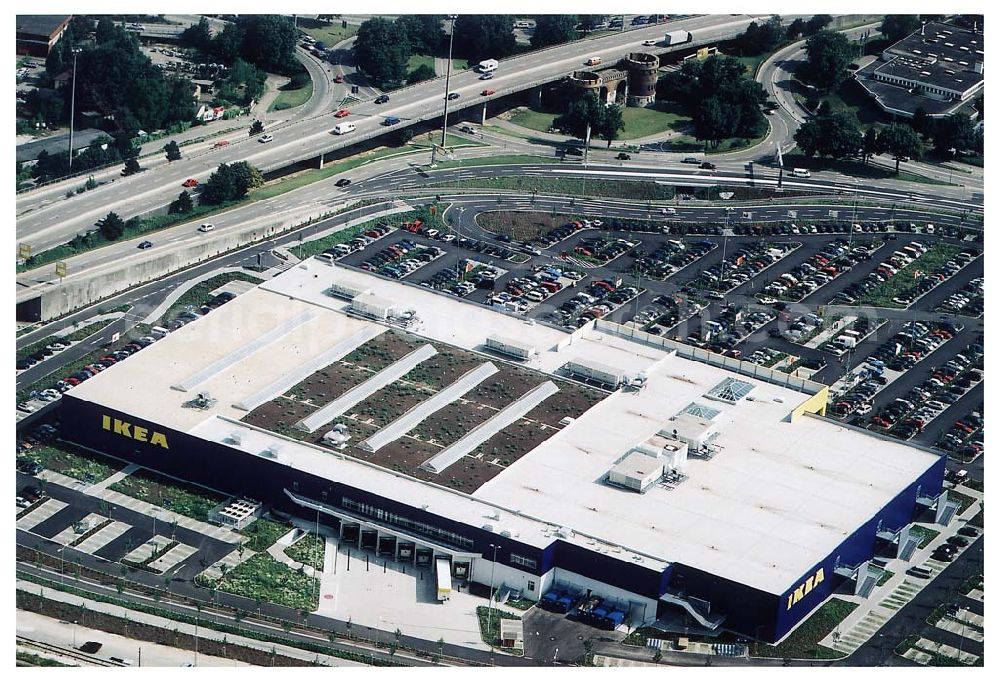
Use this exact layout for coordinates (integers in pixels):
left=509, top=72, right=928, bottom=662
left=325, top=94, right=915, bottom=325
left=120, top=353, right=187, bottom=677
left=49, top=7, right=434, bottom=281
left=71, top=261, right=941, bottom=594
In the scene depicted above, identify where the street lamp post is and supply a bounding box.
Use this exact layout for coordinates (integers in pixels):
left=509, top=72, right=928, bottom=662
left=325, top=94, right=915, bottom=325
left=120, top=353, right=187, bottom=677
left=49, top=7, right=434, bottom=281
left=68, top=47, right=82, bottom=170
left=432, top=15, right=458, bottom=167
left=487, top=543, right=501, bottom=640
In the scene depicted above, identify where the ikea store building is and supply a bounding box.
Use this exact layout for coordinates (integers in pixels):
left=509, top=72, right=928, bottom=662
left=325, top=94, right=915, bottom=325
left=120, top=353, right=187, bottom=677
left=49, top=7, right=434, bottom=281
left=60, top=261, right=949, bottom=643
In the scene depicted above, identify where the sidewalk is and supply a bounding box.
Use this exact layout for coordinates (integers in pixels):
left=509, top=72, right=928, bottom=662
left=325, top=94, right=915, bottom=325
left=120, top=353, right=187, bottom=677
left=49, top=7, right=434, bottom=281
left=16, top=579, right=366, bottom=667
left=83, top=463, right=140, bottom=496
left=818, top=487, right=984, bottom=655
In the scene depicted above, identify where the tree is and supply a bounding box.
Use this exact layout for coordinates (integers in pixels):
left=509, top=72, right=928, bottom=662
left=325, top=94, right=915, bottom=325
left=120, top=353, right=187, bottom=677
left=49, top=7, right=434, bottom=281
left=878, top=123, right=922, bottom=172
left=249, top=119, right=265, bottom=136
left=199, top=161, right=263, bottom=204
left=355, top=17, right=411, bottom=89
left=95, top=17, right=116, bottom=44
left=880, top=15, right=922, bottom=43
left=793, top=119, right=825, bottom=157
left=181, top=16, right=213, bottom=53
left=121, top=157, right=141, bottom=176
left=861, top=126, right=882, bottom=164
left=553, top=92, right=605, bottom=140
left=453, top=15, right=517, bottom=63
left=804, top=15, right=833, bottom=35
left=394, top=15, right=444, bottom=54
left=99, top=211, right=126, bottom=240
left=694, top=96, right=731, bottom=148
left=407, top=63, right=436, bottom=83
left=597, top=103, right=624, bottom=147
left=911, top=107, right=930, bottom=139
left=931, top=113, right=979, bottom=158
left=786, top=18, right=806, bottom=40
left=531, top=15, right=579, bottom=49
left=213, top=22, right=245, bottom=64
left=577, top=16, right=607, bottom=34
left=169, top=190, right=194, bottom=214
left=739, top=16, right=784, bottom=55
left=24, top=88, right=64, bottom=127
left=801, top=30, right=854, bottom=92
left=164, top=140, right=182, bottom=162
left=235, top=15, right=300, bottom=74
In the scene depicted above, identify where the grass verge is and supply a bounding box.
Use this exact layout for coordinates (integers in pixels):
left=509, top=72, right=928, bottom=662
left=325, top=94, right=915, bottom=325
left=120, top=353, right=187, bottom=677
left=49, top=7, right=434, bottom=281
left=17, top=317, right=121, bottom=362
left=475, top=606, right=523, bottom=655
left=20, top=441, right=121, bottom=485
left=782, top=152, right=954, bottom=186
left=155, top=272, right=262, bottom=327
left=426, top=175, right=675, bottom=200
left=270, top=79, right=314, bottom=111
left=856, top=243, right=964, bottom=308
left=751, top=598, right=856, bottom=659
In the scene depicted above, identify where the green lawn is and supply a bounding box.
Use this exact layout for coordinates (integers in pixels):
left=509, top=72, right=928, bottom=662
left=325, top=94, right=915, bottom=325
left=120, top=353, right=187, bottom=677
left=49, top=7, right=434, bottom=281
left=751, top=598, right=856, bottom=659
left=302, top=22, right=359, bottom=47
left=433, top=153, right=558, bottom=169
left=407, top=53, right=437, bottom=74
left=509, top=102, right=691, bottom=140
left=20, top=442, right=121, bottom=485
left=109, top=469, right=228, bottom=522
left=213, top=553, right=320, bottom=611
left=270, top=79, right=314, bottom=112
left=509, top=108, right=560, bottom=133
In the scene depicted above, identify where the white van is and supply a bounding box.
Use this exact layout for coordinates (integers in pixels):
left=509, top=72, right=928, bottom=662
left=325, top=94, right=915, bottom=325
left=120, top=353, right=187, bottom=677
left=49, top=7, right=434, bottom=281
left=792, top=168, right=811, bottom=178
left=333, top=122, right=356, bottom=135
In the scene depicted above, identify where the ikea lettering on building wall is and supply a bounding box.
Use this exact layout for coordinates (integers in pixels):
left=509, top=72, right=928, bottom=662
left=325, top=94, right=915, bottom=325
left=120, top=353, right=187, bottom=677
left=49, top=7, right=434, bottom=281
left=786, top=567, right=825, bottom=610
left=101, top=415, right=169, bottom=449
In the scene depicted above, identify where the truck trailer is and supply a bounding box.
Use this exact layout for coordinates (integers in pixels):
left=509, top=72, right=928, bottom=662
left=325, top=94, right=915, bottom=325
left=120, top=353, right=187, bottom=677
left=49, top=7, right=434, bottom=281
left=664, top=30, right=691, bottom=45
left=435, top=558, right=452, bottom=602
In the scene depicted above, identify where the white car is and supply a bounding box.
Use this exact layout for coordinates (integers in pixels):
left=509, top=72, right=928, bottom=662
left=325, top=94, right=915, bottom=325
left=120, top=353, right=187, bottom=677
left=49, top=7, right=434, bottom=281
left=643, top=39, right=657, bottom=46
left=198, top=223, right=215, bottom=232
left=258, top=134, right=274, bottom=143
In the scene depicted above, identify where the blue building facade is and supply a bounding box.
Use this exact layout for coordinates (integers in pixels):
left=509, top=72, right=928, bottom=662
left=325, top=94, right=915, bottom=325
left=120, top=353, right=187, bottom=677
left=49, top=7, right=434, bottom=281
left=59, top=397, right=945, bottom=643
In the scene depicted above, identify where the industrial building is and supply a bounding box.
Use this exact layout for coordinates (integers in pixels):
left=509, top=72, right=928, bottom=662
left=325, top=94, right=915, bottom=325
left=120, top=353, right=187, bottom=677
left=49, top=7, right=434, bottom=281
left=16, top=15, right=72, bottom=57
left=855, top=21, right=985, bottom=118
left=60, top=260, right=948, bottom=644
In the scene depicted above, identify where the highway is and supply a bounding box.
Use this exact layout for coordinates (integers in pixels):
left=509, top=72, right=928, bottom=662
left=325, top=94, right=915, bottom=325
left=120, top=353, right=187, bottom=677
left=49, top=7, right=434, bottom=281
left=16, top=14, right=782, bottom=252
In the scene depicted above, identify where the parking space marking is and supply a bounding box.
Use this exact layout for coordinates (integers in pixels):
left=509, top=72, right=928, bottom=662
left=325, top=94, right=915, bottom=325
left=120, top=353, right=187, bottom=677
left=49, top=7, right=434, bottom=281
left=16, top=499, right=68, bottom=531
left=73, top=520, right=131, bottom=554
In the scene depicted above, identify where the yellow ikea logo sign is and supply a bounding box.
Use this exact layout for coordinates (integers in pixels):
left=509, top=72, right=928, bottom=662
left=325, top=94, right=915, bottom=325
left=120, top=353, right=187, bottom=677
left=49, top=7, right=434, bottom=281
left=786, top=567, right=825, bottom=610
left=101, top=415, right=169, bottom=449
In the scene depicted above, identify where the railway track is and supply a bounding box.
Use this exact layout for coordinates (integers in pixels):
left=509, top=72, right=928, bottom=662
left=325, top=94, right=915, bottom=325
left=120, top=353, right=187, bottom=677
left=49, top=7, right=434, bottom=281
left=16, top=636, right=125, bottom=667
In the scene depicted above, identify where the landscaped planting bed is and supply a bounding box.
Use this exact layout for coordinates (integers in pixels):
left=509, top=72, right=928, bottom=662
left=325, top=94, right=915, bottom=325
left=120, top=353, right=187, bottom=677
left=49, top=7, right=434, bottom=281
left=211, top=553, right=320, bottom=611
left=108, top=469, right=228, bottom=522
left=285, top=533, right=325, bottom=571
left=409, top=399, right=498, bottom=447
left=475, top=606, right=523, bottom=654
left=523, top=381, right=604, bottom=428
left=20, top=442, right=121, bottom=484
left=341, top=329, right=427, bottom=372
left=398, top=349, right=485, bottom=392
left=477, top=211, right=582, bottom=242
left=241, top=518, right=293, bottom=552
left=750, top=598, right=857, bottom=659
left=909, top=525, right=941, bottom=549
left=857, top=243, right=965, bottom=308
left=351, top=382, right=433, bottom=427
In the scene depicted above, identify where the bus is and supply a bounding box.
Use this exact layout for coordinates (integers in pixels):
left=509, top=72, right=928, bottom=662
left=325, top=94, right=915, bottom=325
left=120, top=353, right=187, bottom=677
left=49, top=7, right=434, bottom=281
left=435, top=558, right=452, bottom=602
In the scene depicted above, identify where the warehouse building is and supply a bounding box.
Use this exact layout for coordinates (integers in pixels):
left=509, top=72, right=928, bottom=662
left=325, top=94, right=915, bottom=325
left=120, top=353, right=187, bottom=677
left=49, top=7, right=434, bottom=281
left=60, top=261, right=947, bottom=644
left=16, top=15, right=72, bottom=58
left=855, top=21, right=985, bottom=118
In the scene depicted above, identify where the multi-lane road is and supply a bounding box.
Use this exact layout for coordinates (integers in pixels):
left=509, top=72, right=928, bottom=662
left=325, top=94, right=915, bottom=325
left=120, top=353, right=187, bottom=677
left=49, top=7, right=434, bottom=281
left=15, top=14, right=785, bottom=252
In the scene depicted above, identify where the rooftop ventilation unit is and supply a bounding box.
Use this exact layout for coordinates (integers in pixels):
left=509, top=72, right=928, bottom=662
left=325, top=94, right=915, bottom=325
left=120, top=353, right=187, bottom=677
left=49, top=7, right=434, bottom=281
left=224, top=432, right=242, bottom=445
left=260, top=444, right=281, bottom=459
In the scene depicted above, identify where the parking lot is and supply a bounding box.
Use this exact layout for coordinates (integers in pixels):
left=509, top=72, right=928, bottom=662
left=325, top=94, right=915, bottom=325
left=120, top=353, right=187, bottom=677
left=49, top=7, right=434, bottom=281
left=375, top=215, right=983, bottom=465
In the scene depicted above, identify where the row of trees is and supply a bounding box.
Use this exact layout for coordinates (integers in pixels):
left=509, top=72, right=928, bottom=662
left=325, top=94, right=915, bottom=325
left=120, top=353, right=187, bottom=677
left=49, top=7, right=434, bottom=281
left=735, top=15, right=832, bottom=56
left=33, top=18, right=197, bottom=139
left=32, top=133, right=141, bottom=182
left=795, top=105, right=982, bottom=170
left=657, top=56, right=768, bottom=148
left=181, top=15, right=300, bottom=75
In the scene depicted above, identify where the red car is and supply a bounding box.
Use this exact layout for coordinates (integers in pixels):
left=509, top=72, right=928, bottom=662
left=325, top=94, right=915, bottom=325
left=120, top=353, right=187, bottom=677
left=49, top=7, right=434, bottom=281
left=481, top=88, right=496, bottom=96
left=212, top=140, right=230, bottom=148
left=334, top=109, right=350, bottom=118
left=182, top=178, right=199, bottom=188
left=334, top=74, right=345, bottom=84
